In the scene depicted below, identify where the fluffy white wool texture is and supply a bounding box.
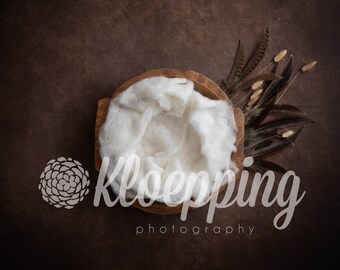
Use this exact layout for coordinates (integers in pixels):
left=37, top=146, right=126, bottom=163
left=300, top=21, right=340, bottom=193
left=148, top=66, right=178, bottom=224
left=99, top=77, right=237, bottom=203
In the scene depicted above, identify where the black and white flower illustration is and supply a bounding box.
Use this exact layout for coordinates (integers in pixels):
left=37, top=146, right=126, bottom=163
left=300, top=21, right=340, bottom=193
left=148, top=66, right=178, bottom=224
left=38, top=157, right=90, bottom=209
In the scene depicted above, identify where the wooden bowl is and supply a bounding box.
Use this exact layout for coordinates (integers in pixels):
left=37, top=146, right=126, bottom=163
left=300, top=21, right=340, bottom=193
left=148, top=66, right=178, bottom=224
left=94, top=69, right=244, bottom=214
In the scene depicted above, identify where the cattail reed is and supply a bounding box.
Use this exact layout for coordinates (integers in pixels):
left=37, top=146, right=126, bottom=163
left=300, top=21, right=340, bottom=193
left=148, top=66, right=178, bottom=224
left=274, top=50, right=287, bottom=63
left=251, top=80, right=263, bottom=90
left=247, top=95, right=260, bottom=107
left=250, top=89, right=263, bottom=100
left=282, top=130, right=295, bottom=138
left=258, top=49, right=287, bottom=74
left=301, top=61, right=317, bottom=72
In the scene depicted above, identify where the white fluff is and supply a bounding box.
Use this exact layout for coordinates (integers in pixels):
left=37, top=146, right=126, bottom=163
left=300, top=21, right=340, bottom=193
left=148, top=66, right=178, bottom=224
left=99, top=77, right=237, bottom=204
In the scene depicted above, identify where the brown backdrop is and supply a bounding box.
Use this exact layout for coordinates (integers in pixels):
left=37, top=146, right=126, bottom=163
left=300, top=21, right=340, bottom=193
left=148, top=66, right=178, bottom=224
left=1, top=0, right=339, bottom=269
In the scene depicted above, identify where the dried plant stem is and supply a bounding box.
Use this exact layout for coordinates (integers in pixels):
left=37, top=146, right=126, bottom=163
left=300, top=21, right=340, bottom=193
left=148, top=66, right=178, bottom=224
left=235, top=93, right=250, bottom=107
left=275, top=71, right=301, bottom=104
left=257, top=62, right=273, bottom=75
left=241, top=102, right=248, bottom=111
left=230, top=89, right=243, bottom=100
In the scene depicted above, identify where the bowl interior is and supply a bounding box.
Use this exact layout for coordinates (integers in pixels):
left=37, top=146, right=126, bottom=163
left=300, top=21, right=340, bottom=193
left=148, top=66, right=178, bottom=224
left=94, top=69, right=244, bottom=215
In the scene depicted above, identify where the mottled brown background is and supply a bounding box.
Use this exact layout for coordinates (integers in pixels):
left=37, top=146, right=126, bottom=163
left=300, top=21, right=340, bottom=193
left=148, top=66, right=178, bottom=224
left=1, top=0, right=339, bottom=269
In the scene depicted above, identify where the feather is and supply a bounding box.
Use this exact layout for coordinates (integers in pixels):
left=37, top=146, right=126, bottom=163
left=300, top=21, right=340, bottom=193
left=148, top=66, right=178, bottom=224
left=257, top=115, right=313, bottom=132
left=241, top=28, right=269, bottom=80
left=248, top=127, right=303, bottom=157
left=244, top=131, right=279, bottom=156
left=225, top=40, right=246, bottom=91
left=270, top=104, right=306, bottom=116
left=258, top=56, right=293, bottom=106
left=249, top=159, right=287, bottom=174
left=245, top=131, right=277, bottom=144
left=245, top=99, right=275, bottom=128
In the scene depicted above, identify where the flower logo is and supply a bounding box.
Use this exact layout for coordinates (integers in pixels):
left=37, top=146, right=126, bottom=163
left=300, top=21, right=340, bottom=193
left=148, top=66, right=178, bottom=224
left=38, top=157, right=90, bottom=209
